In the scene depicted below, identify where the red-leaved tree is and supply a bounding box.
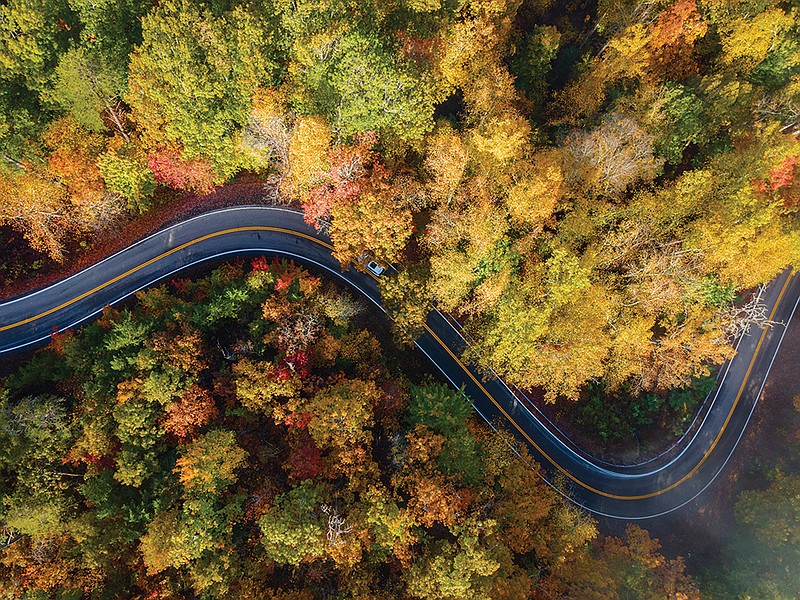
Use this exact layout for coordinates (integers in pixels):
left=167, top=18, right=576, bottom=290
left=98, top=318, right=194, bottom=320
left=147, top=147, right=216, bottom=194
left=284, top=432, right=323, bottom=480
left=162, top=384, right=219, bottom=441
left=302, top=132, right=378, bottom=228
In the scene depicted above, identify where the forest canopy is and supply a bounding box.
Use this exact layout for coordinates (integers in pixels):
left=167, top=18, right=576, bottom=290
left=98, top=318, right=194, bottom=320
left=1, top=0, right=799, bottom=595
left=0, top=259, right=700, bottom=598
left=0, top=0, right=799, bottom=403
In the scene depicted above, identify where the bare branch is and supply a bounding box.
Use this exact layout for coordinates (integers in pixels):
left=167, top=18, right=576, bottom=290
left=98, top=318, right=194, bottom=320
left=725, top=284, right=781, bottom=340
left=321, top=503, right=353, bottom=547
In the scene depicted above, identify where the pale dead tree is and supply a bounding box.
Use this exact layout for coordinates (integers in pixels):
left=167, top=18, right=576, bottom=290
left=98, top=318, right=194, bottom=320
left=245, top=113, right=290, bottom=170
left=321, top=504, right=353, bottom=547
left=622, top=245, right=703, bottom=314
left=423, top=204, right=469, bottom=251
left=246, top=111, right=291, bottom=203
left=243, top=96, right=293, bottom=204
left=2, top=396, right=67, bottom=437
left=318, top=289, right=364, bottom=323
left=597, top=218, right=661, bottom=266
left=73, top=191, right=126, bottom=232
left=76, top=60, right=130, bottom=141
left=754, top=92, right=800, bottom=135
left=390, top=432, right=408, bottom=471
left=451, top=486, right=467, bottom=522
left=311, top=29, right=343, bottom=63
left=276, top=312, right=323, bottom=354
left=80, top=67, right=130, bottom=142
left=103, top=99, right=130, bottom=142
left=313, top=218, right=331, bottom=236
left=626, top=0, right=661, bottom=25
left=262, top=182, right=283, bottom=205
left=598, top=220, right=702, bottom=314
left=0, top=527, right=22, bottom=551
left=725, top=284, right=781, bottom=340
left=243, top=488, right=273, bottom=518
left=566, top=113, right=664, bottom=196
left=332, top=151, right=365, bottom=183
left=229, top=337, right=255, bottom=358
left=30, top=538, right=55, bottom=564
left=313, top=38, right=338, bottom=62
left=3, top=155, right=27, bottom=171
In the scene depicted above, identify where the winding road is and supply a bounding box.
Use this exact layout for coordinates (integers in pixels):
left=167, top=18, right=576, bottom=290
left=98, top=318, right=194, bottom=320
left=1, top=206, right=798, bottom=520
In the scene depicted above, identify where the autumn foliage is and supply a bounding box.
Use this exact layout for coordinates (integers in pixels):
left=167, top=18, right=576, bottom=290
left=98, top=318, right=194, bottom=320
left=0, top=0, right=798, bottom=595
left=1, top=0, right=797, bottom=420
left=147, top=147, right=216, bottom=194
left=299, top=132, right=377, bottom=226
left=0, top=261, right=699, bottom=598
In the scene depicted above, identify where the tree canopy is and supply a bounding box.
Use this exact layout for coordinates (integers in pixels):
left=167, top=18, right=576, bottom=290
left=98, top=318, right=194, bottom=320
left=0, top=259, right=699, bottom=598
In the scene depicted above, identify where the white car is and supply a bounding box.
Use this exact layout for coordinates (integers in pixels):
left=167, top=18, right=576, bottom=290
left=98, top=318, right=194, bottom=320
left=366, top=260, right=385, bottom=277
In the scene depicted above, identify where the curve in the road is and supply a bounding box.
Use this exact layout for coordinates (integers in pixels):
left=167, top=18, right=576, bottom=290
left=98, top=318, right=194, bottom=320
left=1, top=206, right=797, bottom=520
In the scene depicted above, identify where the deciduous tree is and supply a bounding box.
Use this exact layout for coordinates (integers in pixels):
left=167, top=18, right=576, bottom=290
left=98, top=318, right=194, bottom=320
left=720, top=8, right=796, bottom=74
left=127, top=0, right=279, bottom=178
left=505, top=152, right=565, bottom=231
left=54, top=46, right=129, bottom=135
left=175, top=429, right=248, bottom=495
left=285, top=115, right=331, bottom=198
left=330, top=186, right=414, bottom=269
left=565, top=112, right=663, bottom=196
left=147, top=146, right=215, bottom=194
left=43, top=116, right=124, bottom=231
left=647, top=0, right=707, bottom=80
left=404, top=529, right=500, bottom=600
left=162, top=384, right=218, bottom=441
left=0, top=0, right=74, bottom=91
left=307, top=378, right=380, bottom=450
left=423, top=123, right=468, bottom=203
left=0, top=170, right=70, bottom=260
left=233, top=358, right=301, bottom=414
left=97, top=137, right=155, bottom=213
left=327, top=30, right=443, bottom=142
left=258, top=480, right=326, bottom=566
left=0, top=395, right=76, bottom=539
left=379, top=263, right=432, bottom=345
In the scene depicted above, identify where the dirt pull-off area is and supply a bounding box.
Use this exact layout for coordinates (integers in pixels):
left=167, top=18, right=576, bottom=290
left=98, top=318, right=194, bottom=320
left=0, top=176, right=277, bottom=301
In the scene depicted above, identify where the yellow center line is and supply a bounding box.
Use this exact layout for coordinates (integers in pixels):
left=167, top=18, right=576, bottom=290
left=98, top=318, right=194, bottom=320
left=0, top=226, right=333, bottom=332
left=2, top=225, right=792, bottom=501
left=423, top=323, right=615, bottom=498
left=423, top=271, right=794, bottom=501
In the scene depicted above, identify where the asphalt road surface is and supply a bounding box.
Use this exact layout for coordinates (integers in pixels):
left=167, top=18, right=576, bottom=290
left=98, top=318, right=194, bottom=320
left=1, top=206, right=798, bottom=520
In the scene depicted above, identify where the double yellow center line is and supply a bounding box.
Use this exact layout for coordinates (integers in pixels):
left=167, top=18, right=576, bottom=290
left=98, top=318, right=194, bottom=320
left=0, top=227, right=331, bottom=332
left=422, top=274, right=793, bottom=500
left=1, top=225, right=790, bottom=502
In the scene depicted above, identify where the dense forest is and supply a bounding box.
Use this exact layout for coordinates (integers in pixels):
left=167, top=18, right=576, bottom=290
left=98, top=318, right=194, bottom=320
left=0, top=0, right=798, bottom=405
left=2, top=0, right=800, bottom=595
left=0, top=259, right=701, bottom=598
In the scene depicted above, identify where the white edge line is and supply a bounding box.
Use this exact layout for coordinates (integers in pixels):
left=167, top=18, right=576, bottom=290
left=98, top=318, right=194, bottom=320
left=414, top=340, right=596, bottom=515
left=3, top=219, right=796, bottom=518
left=1, top=246, right=381, bottom=354
left=0, top=206, right=308, bottom=307
left=603, top=281, right=800, bottom=520
left=432, top=269, right=788, bottom=478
